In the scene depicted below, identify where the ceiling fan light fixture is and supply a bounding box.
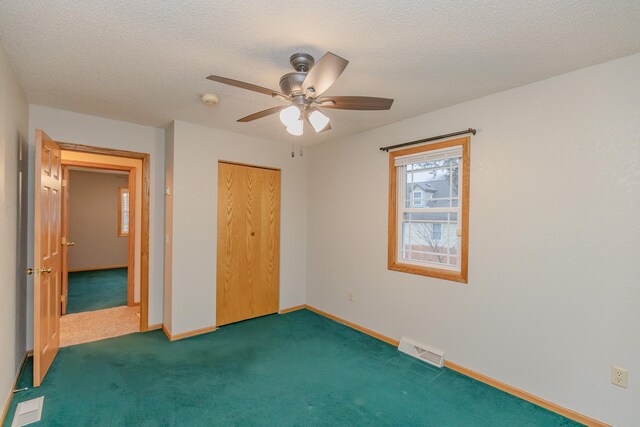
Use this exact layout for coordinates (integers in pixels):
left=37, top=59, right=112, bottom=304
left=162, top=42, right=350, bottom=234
left=208, top=51, right=394, bottom=137
left=308, top=109, right=330, bottom=132
left=286, top=118, right=303, bottom=136
left=279, top=105, right=301, bottom=127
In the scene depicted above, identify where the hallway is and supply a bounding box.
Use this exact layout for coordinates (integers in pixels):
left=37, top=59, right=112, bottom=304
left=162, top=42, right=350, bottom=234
left=61, top=268, right=139, bottom=347
left=60, top=305, right=139, bottom=348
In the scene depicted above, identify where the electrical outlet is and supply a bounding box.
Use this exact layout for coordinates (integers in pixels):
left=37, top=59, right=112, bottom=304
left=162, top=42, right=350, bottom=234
left=611, top=367, right=628, bottom=388
left=348, top=291, right=355, bottom=302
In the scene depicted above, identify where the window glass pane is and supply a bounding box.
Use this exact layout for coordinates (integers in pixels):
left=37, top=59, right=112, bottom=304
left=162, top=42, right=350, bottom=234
left=426, top=198, right=452, bottom=208
left=412, top=158, right=453, bottom=170
left=432, top=223, right=442, bottom=240
left=401, top=213, right=458, bottom=268
left=442, top=222, right=457, bottom=256
left=450, top=166, right=459, bottom=198
left=403, top=164, right=458, bottom=202
left=395, top=151, right=463, bottom=273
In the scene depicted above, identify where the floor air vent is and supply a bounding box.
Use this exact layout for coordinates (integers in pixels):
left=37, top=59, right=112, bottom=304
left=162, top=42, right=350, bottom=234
left=398, top=337, right=445, bottom=368
left=11, top=397, right=44, bottom=427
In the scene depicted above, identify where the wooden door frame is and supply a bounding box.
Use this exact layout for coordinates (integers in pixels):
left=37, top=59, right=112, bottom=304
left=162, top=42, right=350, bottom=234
left=61, top=166, right=69, bottom=314
left=57, top=142, right=151, bottom=332
left=61, top=161, right=136, bottom=310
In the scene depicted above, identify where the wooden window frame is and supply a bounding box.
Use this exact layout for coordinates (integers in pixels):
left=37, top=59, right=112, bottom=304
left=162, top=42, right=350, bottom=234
left=388, top=136, right=470, bottom=283
left=117, top=186, right=130, bottom=237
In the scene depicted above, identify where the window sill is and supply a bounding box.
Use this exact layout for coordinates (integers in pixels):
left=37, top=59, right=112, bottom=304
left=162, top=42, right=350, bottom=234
left=388, top=262, right=468, bottom=284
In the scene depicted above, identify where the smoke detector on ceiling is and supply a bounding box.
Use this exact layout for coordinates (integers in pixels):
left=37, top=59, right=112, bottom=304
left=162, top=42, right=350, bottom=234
left=201, top=93, right=220, bottom=106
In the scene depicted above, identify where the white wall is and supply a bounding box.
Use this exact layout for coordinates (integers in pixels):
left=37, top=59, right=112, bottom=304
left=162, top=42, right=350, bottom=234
left=306, top=53, right=640, bottom=426
left=27, top=105, right=165, bottom=345
left=0, top=38, right=28, bottom=414
left=165, top=121, right=307, bottom=335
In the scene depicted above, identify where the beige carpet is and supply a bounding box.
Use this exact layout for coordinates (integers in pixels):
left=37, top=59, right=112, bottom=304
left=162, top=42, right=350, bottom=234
left=60, top=305, right=140, bottom=347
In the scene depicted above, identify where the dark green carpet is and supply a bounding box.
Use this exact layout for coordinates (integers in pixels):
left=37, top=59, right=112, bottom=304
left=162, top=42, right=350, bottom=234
left=5, top=310, right=581, bottom=426
left=66, top=268, right=128, bottom=314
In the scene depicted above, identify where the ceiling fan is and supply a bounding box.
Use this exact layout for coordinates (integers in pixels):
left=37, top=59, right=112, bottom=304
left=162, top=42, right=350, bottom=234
left=207, top=52, right=394, bottom=135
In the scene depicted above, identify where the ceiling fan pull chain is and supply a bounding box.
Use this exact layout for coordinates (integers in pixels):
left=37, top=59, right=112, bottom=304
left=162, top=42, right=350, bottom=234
left=291, top=140, right=295, bottom=158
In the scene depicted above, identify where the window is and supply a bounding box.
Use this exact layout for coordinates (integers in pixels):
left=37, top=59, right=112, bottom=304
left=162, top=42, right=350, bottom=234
left=413, top=190, right=423, bottom=206
left=118, top=187, right=129, bottom=237
left=388, top=137, right=469, bottom=283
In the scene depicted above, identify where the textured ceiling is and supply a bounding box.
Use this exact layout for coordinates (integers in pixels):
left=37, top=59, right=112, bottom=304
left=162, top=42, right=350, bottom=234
left=1, top=1, right=639, bottom=145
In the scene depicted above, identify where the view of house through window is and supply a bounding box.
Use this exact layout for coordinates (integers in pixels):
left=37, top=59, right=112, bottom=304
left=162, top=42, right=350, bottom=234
left=388, top=137, right=469, bottom=282
left=400, top=150, right=460, bottom=269
left=118, top=186, right=129, bottom=236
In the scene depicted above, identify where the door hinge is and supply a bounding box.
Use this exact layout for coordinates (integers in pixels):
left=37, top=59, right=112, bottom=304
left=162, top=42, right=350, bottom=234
left=26, top=268, right=50, bottom=276
left=62, top=179, right=68, bottom=187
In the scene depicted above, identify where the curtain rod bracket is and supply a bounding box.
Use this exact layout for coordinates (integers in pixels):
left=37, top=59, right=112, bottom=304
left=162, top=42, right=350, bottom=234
left=380, top=128, right=476, bottom=152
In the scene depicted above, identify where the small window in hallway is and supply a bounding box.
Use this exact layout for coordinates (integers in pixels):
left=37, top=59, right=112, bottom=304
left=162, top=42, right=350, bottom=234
left=118, top=187, right=129, bottom=236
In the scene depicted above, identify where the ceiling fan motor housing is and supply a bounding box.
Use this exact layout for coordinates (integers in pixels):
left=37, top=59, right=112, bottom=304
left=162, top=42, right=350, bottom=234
left=279, top=72, right=307, bottom=96
left=279, top=53, right=316, bottom=96
left=290, top=53, right=314, bottom=72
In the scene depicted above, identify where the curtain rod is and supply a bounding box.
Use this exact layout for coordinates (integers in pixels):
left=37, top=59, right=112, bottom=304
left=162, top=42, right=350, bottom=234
left=379, top=128, right=476, bottom=152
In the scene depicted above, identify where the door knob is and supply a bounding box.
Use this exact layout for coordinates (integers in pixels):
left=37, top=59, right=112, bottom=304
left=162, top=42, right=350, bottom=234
left=26, top=268, right=34, bottom=276
left=66, top=242, right=75, bottom=247
left=41, top=268, right=52, bottom=274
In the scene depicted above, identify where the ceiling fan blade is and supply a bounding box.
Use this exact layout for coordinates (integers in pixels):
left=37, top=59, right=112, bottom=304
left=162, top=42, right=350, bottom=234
left=237, top=106, right=285, bottom=122
left=207, top=75, right=286, bottom=98
left=317, top=96, right=394, bottom=110
left=301, top=52, right=349, bottom=98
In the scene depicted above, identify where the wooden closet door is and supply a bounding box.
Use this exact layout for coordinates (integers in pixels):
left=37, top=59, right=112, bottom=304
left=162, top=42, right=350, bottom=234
left=216, top=162, right=280, bottom=326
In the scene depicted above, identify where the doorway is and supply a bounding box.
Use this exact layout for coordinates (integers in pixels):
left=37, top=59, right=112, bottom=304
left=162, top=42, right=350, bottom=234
left=216, top=161, right=281, bottom=326
left=59, top=162, right=139, bottom=347
left=32, top=130, right=151, bottom=386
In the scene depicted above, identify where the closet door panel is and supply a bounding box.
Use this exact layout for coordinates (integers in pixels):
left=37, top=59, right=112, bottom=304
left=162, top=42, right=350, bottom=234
left=216, top=162, right=280, bottom=326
